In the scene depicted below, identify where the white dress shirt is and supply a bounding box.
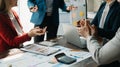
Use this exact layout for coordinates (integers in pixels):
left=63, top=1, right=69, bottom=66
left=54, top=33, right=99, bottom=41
left=99, top=0, right=115, bottom=28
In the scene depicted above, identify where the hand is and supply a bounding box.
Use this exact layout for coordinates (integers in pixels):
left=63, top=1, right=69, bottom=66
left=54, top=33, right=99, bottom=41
left=28, top=27, right=47, bottom=37
left=78, top=21, right=91, bottom=38
left=90, top=24, right=97, bottom=37
left=30, top=5, right=38, bottom=12
left=66, top=5, right=77, bottom=11
left=77, top=19, right=90, bottom=27
left=90, top=25, right=103, bottom=44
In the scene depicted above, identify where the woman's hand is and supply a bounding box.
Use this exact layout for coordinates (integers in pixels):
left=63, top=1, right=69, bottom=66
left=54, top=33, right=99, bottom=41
left=28, top=27, right=47, bottom=37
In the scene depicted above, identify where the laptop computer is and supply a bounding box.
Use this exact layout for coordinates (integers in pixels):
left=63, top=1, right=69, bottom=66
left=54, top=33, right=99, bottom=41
left=62, top=23, right=86, bottom=48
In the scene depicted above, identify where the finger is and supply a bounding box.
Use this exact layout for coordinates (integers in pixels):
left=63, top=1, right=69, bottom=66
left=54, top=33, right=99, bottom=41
left=36, top=33, right=44, bottom=36
left=85, top=21, right=91, bottom=29
left=80, top=20, right=85, bottom=27
left=84, top=20, right=87, bottom=27
left=44, top=26, right=47, bottom=30
left=43, top=26, right=47, bottom=32
left=77, top=27, right=83, bottom=35
left=91, top=24, right=96, bottom=30
left=35, top=26, right=40, bottom=29
left=92, top=25, right=96, bottom=29
left=86, top=19, right=90, bottom=24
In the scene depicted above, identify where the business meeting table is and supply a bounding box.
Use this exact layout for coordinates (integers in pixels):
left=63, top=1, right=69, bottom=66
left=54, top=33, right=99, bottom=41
left=0, top=36, right=98, bottom=67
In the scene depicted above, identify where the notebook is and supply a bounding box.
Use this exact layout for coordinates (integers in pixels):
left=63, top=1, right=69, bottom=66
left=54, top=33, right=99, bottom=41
left=62, top=23, right=86, bottom=48
left=20, top=44, right=60, bottom=56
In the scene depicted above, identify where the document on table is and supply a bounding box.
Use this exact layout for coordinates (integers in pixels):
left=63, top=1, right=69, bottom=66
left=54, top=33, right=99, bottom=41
left=0, top=53, right=50, bottom=67
left=20, top=44, right=60, bottom=56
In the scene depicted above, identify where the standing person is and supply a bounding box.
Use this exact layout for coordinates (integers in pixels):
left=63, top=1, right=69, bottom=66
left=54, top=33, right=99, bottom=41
left=0, top=0, right=47, bottom=52
left=77, top=21, right=120, bottom=67
left=91, top=0, right=120, bottom=39
left=27, top=0, right=74, bottom=42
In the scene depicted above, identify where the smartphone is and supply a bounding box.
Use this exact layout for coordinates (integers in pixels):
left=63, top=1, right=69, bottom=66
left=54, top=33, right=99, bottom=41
left=55, top=53, right=76, bottom=64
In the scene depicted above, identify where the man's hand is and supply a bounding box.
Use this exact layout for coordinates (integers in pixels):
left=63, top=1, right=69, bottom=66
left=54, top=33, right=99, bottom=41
left=77, top=21, right=91, bottom=38
left=30, top=5, right=38, bottom=12
left=67, top=5, right=77, bottom=11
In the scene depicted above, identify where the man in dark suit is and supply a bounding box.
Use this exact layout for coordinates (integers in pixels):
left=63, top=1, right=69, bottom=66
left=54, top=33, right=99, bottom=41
left=91, top=0, right=120, bottom=67
left=27, top=0, right=73, bottom=42
left=91, top=0, right=120, bottom=39
left=77, top=0, right=120, bottom=67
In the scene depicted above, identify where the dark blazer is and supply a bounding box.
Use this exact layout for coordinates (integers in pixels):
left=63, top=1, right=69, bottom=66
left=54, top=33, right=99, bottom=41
left=0, top=10, right=31, bottom=52
left=91, top=1, right=120, bottom=39
left=28, top=0, right=69, bottom=25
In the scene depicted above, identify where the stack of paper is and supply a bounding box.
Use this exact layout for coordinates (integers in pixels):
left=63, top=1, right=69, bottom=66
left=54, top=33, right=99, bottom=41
left=21, top=44, right=60, bottom=56
left=39, top=41, right=58, bottom=47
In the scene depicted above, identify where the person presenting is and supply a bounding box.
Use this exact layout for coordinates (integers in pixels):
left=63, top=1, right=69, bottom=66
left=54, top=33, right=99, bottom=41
left=27, top=0, right=74, bottom=42
left=0, top=0, right=47, bottom=52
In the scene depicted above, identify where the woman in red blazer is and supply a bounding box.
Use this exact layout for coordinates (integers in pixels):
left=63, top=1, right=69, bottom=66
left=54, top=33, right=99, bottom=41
left=0, top=0, right=46, bottom=52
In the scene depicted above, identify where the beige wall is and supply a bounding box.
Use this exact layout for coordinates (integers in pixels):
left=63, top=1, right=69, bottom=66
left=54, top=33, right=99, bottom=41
left=87, top=0, right=102, bottom=12
left=94, top=0, right=102, bottom=12
left=87, top=0, right=94, bottom=12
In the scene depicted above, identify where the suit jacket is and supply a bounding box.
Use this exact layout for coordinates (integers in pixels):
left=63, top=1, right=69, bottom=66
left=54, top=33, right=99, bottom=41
left=27, top=0, right=69, bottom=25
left=91, top=1, right=120, bottom=39
left=0, top=10, right=31, bottom=52
left=87, top=28, right=120, bottom=65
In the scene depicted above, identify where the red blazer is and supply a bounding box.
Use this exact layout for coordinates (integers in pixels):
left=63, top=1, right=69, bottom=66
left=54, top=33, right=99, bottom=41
left=0, top=10, right=31, bottom=52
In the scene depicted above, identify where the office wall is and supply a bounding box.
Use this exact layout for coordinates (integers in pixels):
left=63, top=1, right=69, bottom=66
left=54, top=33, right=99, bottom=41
left=94, top=0, right=102, bottom=12
left=87, top=0, right=94, bottom=12
left=19, top=0, right=34, bottom=32
left=87, top=0, right=102, bottom=12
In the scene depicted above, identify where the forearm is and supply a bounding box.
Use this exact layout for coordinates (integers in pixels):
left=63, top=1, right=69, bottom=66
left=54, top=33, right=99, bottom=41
left=0, top=32, right=31, bottom=47
left=87, top=35, right=120, bottom=65
left=87, top=36, right=101, bottom=64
